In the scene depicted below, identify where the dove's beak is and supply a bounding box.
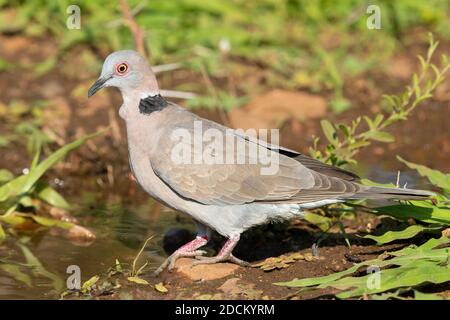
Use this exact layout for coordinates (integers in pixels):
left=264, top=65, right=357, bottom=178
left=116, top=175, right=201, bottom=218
left=88, top=76, right=111, bottom=98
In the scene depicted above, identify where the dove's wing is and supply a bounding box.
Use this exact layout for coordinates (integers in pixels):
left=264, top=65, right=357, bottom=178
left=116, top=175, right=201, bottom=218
left=235, top=131, right=360, bottom=181
left=149, top=108, right=364, bottom=206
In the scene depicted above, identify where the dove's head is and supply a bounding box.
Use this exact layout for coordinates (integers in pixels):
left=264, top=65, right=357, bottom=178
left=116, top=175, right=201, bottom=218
left=88, top=50, right=159, bottom=98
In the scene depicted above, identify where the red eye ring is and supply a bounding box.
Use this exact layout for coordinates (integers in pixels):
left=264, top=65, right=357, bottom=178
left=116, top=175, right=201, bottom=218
left=115, top=62, right=129, bottom=75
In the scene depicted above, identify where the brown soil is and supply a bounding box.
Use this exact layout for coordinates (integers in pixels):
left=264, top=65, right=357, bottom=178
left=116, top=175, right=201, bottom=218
left=77, top=226, right=437, bottom=300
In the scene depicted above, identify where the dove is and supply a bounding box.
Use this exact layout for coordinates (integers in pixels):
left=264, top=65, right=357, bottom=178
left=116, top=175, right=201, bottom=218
left=88, top=50, right=434, bottom=275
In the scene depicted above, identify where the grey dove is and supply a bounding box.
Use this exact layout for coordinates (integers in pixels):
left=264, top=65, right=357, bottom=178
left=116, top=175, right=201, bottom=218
left=88, top=50, right=434, bottom=275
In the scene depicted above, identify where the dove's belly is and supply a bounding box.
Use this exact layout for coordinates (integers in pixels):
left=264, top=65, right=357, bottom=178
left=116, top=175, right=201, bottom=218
left=129, top=142, right=306, bottom=236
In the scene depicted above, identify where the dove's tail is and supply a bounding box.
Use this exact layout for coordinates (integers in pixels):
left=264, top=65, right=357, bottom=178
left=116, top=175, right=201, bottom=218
left=351, top=185, right=435, bottom=201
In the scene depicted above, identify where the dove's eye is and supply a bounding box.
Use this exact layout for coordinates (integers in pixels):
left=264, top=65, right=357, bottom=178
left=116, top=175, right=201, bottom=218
left=116, top=62, right=129, bottom=75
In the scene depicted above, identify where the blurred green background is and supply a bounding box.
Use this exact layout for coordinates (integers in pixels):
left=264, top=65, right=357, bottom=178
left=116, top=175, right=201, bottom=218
left=1, top=0, right=450, bottom=113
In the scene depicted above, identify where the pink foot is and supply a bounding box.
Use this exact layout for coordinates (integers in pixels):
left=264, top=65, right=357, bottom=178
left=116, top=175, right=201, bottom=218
left=193, top=234, right=250, bottom=267
left=153, top=236, right=208, bottom=275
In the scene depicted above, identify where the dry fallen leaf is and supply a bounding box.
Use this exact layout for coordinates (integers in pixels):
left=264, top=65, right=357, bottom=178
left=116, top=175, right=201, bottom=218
left=252, top=253, right=305, bottom=271
left=127, top=276, right=149, bottom=285
left=154, top=282, right=168, bottom=293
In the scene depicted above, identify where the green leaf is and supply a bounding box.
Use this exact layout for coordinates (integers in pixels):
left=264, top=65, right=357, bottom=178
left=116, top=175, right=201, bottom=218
left=0, top=130, right=105, bottom=202
left=276, top=237, right=450, bottom=298
left=337, top=260, right=450, bottom=299
left=370, top=289, right=408, bottom=300
left=81, top=275, right=100, bottom=293
left=397, top=156, right=450, bottom=193
left=360, top=178, right=396, bottom=188
left=0, top=169, right=14, bottom=184
left=127, top=276, right=149, bottom=285
left=330, top=98, right=351, bottom=114
left=304, top=212, right=332, bottom=232
left=0, top=213, right=27, bottom=226
left=364, top=224, right=442, bottom=245
left=348, top=140, right=370, bottom=150
left=375, top=201, right=450, bottom=226
left=337, top=124, right=350, bottom=138
left=35, top=183, right=71, bottom=210
left=363, top=116, right=374, bottom=130
left=373, top=114, right=384, bottom=127
left=320, top=120, right=337, bottom=146
left=337, top=263, right=450, bottom=299
left=0, top=223, right=5, bottom=241
left=413, top=290, right=445, bottom=300
left=31, top=215, right=74, bottom=229
left=115, top=259, right=123, bottom=273
left=365, top=131, right=395, bottom=142
left=30, top=144, right=41, bottom=170
left=18, top=196, right=34, bottom=208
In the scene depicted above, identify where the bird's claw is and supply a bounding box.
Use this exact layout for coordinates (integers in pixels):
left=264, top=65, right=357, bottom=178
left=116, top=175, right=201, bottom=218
left=152, top=249, right=208, bottom=276
left=193, top=253, right=250, bottom=267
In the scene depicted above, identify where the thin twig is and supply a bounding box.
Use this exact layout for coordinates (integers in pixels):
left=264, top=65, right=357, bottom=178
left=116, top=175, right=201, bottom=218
left=198, top=62, right=231, bottom=126
left=152, top=63, right=183, bottom=73
left=108, top=102, right=122, bottom=143
left=159, top=89, right=197, bottom=100
left=119, top=0, right=148, bottom=58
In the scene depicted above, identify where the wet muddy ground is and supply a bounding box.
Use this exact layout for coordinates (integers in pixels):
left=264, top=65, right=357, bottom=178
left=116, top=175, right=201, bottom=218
left=0, top=34, right=449, bottom=299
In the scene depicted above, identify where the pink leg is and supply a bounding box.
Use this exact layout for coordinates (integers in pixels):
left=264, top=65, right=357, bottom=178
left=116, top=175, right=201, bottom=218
left=193, top=234, right=250, bottom=267
left=153, top=235, right=208, bottom=275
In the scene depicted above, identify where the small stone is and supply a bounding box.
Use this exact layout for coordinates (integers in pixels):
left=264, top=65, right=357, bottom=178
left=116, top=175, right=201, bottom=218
left=67, top=225, right=96, bottom=244
left=174, top=258, right=239, bottom=281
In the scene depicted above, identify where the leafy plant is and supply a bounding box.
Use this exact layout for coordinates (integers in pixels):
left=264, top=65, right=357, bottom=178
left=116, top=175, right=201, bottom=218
left=60, top=236, right=156, bottom=298
left=276, top=236, right=450, bottom=299
left=286, top=36, right=450, bottom=300
left=363, top=224, right=442, bottom=245
left=362, top=157, right=450, bottom=245
left=310, top=34, right=450, bottom=166
left=0, top=130, right=105, bottom=241
left=0, top=100, right=58, bottom=156
left=127, top=236, right=154, bottom=285
left=398, top=156, right=450, bottom=195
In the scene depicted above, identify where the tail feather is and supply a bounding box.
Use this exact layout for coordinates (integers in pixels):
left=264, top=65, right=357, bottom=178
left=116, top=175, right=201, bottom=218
left=351, top=185, right=435, bottom=201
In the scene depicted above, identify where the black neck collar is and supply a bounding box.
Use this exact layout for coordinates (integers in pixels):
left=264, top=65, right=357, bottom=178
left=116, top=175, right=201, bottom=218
left=138, top=94, right=168, bottom=115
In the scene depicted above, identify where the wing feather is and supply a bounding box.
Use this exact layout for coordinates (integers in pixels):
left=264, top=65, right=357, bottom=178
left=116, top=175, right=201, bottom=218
left=150, top=108, right=364, bottom=205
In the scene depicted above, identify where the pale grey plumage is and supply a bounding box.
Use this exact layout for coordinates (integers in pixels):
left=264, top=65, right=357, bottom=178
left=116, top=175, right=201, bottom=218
left=88, top=50, right=434, bottom=272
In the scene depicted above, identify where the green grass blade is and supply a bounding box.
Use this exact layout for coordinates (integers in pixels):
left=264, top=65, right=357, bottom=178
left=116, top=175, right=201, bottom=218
left=375, top=201, right=450, bottom=226
left=276, top=236, right=450, bottom=299
left=397, top=156, right=450, bottom=193
left=363, top=224, right=442, bottom=245
left=0, top=130, right=105, bottom=203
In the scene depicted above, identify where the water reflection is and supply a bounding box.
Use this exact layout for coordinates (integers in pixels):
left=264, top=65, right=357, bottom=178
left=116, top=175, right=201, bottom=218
left=0, top=198, right=194, bottom=299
